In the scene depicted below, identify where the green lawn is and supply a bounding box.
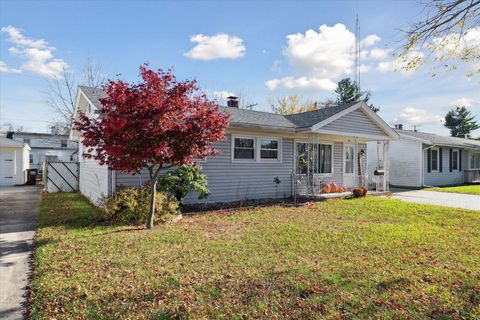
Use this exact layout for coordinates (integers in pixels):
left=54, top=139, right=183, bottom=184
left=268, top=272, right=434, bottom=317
left=425, top=184, right=480, bottom=195
left=32, top=193, right=480, bottom=319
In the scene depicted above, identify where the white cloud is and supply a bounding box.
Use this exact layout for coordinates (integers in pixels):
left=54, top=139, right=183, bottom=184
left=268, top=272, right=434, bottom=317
left=265, top=76, right=337, bottom=91
left=369, top=47, right=392, bottom=60
left=213, top=90, right=235, bottom=100
left=1, top=25, right=47, bottom=48
left=360, top=34, right=381, bottom=48
left=395, top=107, right=444, bottom=126
left=266, top=24, right=387, bottom=92
left=0, top=60, right=21, bottom=74
left=184, top=33, right=245, bottom=60
left=1, top=25, right=69, bottom=78
left=448, top=97, right=474, bottom=107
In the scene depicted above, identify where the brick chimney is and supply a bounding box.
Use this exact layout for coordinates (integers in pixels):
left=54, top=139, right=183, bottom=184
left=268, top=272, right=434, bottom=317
left=227, top=96, right=239, bottom=108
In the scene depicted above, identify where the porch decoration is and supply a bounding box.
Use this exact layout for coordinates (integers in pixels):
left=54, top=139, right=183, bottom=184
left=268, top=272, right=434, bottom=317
left=273, top=176, right=281, bottom=199
left=352, top=187, right=368, bottom=198
left=321, top=183, right=347, bottom=194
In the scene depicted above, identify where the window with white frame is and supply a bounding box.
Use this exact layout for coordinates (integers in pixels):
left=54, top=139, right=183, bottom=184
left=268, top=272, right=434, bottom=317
left=29, top=154, right=33, bottom=164
left=260, top=139, right=279, bottom=160
left=233, top=137, right=255, bottom=160
left=452, top=149, right=459, bottom=171
left=344, top=145, right=354, bottom=174
left=431, top=148, right=439, bottom=171
left=295, top=143, right=333, bottom=174
left=23, top=138, right=30, bottom=146
left=61, top=139, right=68, bottom=148
left=470, top=153, right=480, bottom=169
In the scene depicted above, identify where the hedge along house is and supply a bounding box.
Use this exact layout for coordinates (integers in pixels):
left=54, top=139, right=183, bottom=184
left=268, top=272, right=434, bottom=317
left=70, top=86, right=398, bottom=205
left=368, top=128, right=480, bottom=188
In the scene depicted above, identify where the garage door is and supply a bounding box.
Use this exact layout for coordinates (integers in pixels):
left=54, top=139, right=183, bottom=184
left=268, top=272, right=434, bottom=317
left=0, top=150, right=15, bottom=186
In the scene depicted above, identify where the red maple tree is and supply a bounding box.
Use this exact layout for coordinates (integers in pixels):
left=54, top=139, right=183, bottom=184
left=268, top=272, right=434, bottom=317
left=74, top=65, right=230, bottom=228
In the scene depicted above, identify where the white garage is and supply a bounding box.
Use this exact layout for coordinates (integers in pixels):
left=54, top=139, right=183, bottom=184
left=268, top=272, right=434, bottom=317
left=0, top=137, right=30, bottom=186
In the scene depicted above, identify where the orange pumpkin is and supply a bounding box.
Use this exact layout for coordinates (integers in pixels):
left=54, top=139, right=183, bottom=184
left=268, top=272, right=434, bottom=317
left=321, top=184, right=331, bottom=193
left=330, top=183, right=337, bottom=193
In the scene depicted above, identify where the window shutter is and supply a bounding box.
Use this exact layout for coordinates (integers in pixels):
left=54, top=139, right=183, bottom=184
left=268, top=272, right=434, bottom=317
left=439, top=148, right=443, bottom=172
left=449, top=149, right=453, bottom=172
left=459, top=150, right=462, bottom=171
left=427, top=149, right=431, bottom=172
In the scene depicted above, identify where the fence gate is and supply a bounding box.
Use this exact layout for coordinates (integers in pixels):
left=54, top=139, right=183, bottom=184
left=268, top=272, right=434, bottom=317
left=46, top=161, right=79, bottom=192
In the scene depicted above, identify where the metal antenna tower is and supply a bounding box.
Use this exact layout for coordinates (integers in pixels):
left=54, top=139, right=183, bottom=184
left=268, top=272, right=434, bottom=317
left=354, top=14, right=361, bottom=98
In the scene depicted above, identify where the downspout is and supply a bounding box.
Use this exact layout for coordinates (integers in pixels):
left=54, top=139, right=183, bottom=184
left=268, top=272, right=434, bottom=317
left=422, top=144, right=437, bottom=188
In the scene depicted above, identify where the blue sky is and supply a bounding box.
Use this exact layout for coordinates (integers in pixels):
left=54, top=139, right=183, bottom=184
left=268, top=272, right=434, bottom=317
left=1, top=0, right=479, bottom=136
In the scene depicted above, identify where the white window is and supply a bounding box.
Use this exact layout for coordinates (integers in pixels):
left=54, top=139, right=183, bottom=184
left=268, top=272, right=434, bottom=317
left=431, top=148, right=439, bottom=172
left=61, top=139, right=68, bottom=148
left=29, top=154, right=33, bottom=164
left=233, top=137, right=255, bottom=160
left=344, top=145, right=354, bottom=174
left=23, top=138, right=30, bottom=146
left=295, top=142, right=333, bottom=174
left=260, top=139, right=279, bottom=160
left=470, top=153, right=480, bottom=169
left=452, top=149, right=459, bottom=171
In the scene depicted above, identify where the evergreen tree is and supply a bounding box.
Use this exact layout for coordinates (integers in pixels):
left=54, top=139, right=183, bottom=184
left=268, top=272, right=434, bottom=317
left=334, top=78, right=380, bottom=113
left=444, top=106, right=480, bottom=138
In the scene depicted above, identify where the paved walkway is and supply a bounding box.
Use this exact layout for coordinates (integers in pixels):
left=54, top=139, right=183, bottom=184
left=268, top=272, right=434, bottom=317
left=390, top=190, right=480, bottom=211
left=0, top=186, right=41, bottom=320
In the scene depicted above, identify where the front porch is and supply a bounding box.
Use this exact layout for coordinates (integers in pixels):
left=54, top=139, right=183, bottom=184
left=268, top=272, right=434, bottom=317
left=292, top=134, right=390, bottom=198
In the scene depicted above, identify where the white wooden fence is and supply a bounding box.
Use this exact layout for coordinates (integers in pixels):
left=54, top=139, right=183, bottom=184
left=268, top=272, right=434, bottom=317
left=46, top=161, right=79, bottom=192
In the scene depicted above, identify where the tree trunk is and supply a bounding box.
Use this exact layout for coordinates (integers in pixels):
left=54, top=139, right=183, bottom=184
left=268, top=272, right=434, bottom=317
left=146, top=178, right=157, bottom=229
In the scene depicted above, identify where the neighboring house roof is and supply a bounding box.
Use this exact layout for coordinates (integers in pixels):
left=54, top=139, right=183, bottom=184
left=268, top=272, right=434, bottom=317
left=0, top=137, right=31, bottom=150
left=397, top=129, right=480, bottom=149
left=6, top=131, right=70, bottom=138
left=75, top=86, right=398, bottom=139
left=78, top=85, right=107, bottom=108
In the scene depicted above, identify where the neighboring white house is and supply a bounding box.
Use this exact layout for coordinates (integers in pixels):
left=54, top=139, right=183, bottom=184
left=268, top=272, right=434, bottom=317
left=6, top=131, right=78, bottom=169
left=70, top=86, right=399, bottom=205
left=0, top=136, right=30, bottom=186
left=368, top=129, right=480, bottom=188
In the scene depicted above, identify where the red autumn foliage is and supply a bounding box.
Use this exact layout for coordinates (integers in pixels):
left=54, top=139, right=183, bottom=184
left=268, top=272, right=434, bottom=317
left=74, top=64, right=230, bottom=227
left=74, top=64, right=230, bottom=172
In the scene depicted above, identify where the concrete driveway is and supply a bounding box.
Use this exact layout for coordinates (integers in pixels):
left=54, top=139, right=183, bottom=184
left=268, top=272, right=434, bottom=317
left=390, top=189, right=480, bottom=211
left=0, top=185, right=41, bottom=320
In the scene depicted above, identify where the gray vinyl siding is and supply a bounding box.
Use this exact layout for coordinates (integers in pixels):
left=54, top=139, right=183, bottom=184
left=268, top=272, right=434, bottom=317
left=322, top=109, right=388, bottom=137
left=115, top=133, right=295, bottom=204
left=423, top=145, right=468, bottom=186
left=333, top=142, right=343, bottom=184
left=78, top=143, right=111, bottom=204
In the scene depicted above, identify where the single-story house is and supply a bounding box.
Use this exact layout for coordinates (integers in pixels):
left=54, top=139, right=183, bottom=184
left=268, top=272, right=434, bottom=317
left=71, top=86, right=399, bottom=205
left=6, top=131, right=78, bottom=170
left=0, top=136, right=30, bottom=186
left=368, top=128, right=480, bottom=188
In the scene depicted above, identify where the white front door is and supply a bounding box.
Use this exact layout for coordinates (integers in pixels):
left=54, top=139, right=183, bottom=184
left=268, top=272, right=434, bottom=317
left=0, top=150, right=15, bottom=186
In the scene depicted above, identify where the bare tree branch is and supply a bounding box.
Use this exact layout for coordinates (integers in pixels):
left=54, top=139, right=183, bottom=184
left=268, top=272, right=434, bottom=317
left=44, top=56, right=105, bottom=125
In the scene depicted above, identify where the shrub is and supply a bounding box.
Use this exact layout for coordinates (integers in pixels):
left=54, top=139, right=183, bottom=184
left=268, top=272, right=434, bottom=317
left=98, top=186, right=179, bottom=225
left=158, top=165, right=209, bottom=205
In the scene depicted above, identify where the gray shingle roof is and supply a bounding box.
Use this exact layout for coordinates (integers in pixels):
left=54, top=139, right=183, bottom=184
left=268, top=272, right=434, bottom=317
left=285, top=102, right=358, bottom=128
left=398, top=129, right=480, bottom=149
left=79, top=86, right=107, bottom=108
left=78, top=86, right=362, bottom=131
left=220, top=106, right=297, bottom=129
